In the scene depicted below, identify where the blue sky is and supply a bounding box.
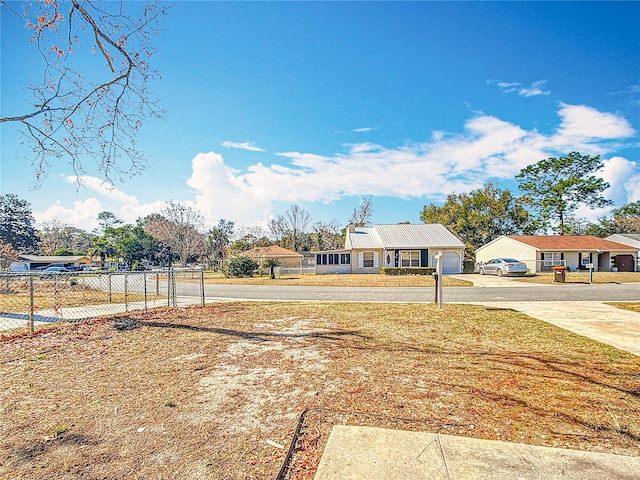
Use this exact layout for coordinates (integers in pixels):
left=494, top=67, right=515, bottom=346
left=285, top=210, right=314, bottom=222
left=2, top=1, right=639, bottom=234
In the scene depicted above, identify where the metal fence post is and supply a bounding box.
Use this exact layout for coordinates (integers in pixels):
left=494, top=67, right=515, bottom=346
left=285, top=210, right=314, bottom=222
left=144, top=271, right=148, bottom=313
left=124, top=273, right=129, bottom=312
left=200, top=268, right=205, bottom=307
left=108, top=274, right=112, bottom=303
left=167, top=269, right=171, bottom=307
left=29, top=274, right=34, bottom=335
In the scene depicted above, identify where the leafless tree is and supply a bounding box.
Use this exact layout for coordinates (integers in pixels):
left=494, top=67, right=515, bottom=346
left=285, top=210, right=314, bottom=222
left=268, top=215, right=288, bottom=247
left=145, top=202, right=207, bottom=267
left=284, top=204, right=310, bottom=252
left=349, top=196, right=373, bottom=227
left=38, top=219, right=92, bottom=254
left=0, top=0, right=169, bottom=185
left=312, top=219, right=344, bottom=251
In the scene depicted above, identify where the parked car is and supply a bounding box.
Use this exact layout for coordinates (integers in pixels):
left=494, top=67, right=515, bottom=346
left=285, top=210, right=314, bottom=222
left=43, top=266, right=70, bottom=273
left=36, top=263, right=66, bottom=271
left=479, top=258, right=527, bottom=277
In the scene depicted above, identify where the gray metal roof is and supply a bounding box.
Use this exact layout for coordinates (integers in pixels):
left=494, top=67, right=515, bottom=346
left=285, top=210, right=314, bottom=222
left=19, top=255, right=90, bottom=263
left=346, top=224, right=464, bottom=249
left=346, top=227, right=383, bottom=249
left=606, top=234, right=640, bottom=248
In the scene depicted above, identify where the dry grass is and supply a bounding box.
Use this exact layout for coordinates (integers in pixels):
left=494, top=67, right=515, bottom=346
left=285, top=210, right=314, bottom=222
left=516, top=271, right=640, bottom=285
left=203, top=273, right=472, bottom=287
left=606, top=302, right=640, bottom=313
left=1, top=302, right=638, bottom=479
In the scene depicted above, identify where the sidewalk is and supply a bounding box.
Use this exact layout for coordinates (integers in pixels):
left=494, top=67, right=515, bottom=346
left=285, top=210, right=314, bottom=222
left=314, top=426, right=640, bottom=479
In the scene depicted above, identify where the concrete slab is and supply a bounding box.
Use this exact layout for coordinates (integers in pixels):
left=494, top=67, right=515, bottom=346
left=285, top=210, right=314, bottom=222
left=472, top=301, right=640, bottom=356
left=314, top=426, right=640, bottom=480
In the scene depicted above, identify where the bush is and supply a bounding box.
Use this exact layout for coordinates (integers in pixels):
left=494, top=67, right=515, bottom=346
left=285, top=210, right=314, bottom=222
left=380, top=267, right=436, bottom=276
left=228, top=256, right=258, bottom=278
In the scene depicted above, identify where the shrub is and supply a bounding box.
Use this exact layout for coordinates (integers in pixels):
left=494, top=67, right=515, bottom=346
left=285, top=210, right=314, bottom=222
left=228, top=256, right=258, bottom=278
left=380, top=267, right=436, bottom=276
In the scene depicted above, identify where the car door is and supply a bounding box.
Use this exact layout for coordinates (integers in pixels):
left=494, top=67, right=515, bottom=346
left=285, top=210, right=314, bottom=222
left=483, top=259, right=496, bottom=275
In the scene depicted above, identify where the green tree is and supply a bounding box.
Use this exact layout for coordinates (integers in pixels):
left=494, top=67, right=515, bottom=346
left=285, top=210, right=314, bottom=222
left=107, top=224, right=160, bottom=266
left=88, top=236, right=116, bottom=268
left=516, top=152, right=613, bottom=235
left=0, top=194, right=39, bottom=252
left=420, top=182, right=533, bottom=256
left=206, top=219, right=234, bottom=269
left=228, top=256, right=258, bottom=278
left=264, top=258, right=281, bottom=279
left=97, top=211, right=123, bottom=234
left=584, top=201, right=640, bottom=237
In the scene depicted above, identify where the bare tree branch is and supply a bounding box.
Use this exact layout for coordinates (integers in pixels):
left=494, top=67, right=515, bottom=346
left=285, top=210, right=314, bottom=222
left=1, top=0, right=170, bottom=186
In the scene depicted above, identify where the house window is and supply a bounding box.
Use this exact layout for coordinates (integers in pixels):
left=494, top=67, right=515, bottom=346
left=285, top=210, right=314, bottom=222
left=581, top=252, right=591, bottom=266
left=340, top=253, right=351, bottom=265
left=544, top=252, right=562, bottom=266
left=401, top=250, right=420, bottom=267
left=363, top=252, right=374, bottom=268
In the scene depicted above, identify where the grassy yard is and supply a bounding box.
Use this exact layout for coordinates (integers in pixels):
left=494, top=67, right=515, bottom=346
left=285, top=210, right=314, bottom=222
left=516, top=271, right=640, bottom=285
left=203, top=272, right=472, bottom=287
left=1, top=302, right=638, bottom=479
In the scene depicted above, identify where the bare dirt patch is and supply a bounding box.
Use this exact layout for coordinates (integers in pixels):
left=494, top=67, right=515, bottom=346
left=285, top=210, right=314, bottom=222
left=1, top=303, right=638, bottom=479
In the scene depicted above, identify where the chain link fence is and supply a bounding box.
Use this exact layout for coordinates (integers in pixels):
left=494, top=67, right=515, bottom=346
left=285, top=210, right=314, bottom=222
left=0, top=268, right=206, bottom=333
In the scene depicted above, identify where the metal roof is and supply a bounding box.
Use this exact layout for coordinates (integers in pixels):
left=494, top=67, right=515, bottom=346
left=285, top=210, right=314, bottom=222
left=347, top=224, right=464, bottom=249
left=19, top=255, right=91, bottom=263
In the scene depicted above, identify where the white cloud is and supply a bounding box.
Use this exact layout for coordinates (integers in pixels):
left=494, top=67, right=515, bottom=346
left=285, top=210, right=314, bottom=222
left=181, top=104, right=637, bottom=226
left=601, top=156, right=640, bottom=205
left=490, top=79, right=550, bottom=97
left=34, top=104, right=638, bottom=230
left=221, top=141, right=265, bottom=152
left=33, top=176, right=167, bottom=231
left=556, top=103, right=636, bottom=140
left=34, top=198, right=105, bottom=230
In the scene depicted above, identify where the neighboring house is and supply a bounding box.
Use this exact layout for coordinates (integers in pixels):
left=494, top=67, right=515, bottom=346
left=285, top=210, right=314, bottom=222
left=607, top=234, right=640, bottom=271
left=19, top=255, right=92, bottom=270
left=316, top=223, right=465, bottom=274
left=476, top=235, right=638, bottom=273
left=243, top=245, right=303, bottom=273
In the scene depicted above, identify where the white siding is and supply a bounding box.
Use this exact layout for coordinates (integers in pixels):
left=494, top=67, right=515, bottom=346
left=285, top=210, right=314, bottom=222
left=476, top=237, right=538, bottom=272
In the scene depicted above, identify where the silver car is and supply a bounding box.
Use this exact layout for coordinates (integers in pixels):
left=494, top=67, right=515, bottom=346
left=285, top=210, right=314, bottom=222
left=479, top=258, right=527, bottom=277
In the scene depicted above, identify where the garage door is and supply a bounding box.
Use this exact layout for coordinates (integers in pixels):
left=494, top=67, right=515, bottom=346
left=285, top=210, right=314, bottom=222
left=431, top=252, right=461, bottom=274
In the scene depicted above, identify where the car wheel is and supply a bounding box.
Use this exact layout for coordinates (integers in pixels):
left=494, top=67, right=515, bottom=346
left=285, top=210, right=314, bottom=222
left=496, top=269, right=503, bottom=277
left=480, top=268, right=485, bottom=275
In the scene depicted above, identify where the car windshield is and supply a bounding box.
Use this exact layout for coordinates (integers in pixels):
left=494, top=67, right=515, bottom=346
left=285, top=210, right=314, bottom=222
left=501, top=258, right=520, bottom=263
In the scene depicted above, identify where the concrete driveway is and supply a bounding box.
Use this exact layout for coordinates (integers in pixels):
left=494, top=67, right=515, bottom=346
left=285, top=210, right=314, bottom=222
left=469, top=300, right=640, bottom=356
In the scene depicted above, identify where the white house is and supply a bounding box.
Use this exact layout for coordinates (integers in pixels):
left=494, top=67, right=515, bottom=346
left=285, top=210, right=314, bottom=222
left=476, top=235, right=638, bottom=273
left=313, top=224, right=465, bottom=274
left=606, top=234, right=640, bottom=271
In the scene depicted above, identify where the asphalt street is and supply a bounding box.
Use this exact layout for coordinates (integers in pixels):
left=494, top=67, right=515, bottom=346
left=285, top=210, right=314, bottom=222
left=201, top=282, right=640, bottom=303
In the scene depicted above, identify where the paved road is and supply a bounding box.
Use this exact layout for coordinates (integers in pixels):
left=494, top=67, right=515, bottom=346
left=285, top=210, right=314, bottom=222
left=202, top=282, right=640, bottom=303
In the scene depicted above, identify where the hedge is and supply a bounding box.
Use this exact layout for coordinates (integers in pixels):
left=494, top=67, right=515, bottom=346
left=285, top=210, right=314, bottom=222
left=380, top=267, right=436, bottom=276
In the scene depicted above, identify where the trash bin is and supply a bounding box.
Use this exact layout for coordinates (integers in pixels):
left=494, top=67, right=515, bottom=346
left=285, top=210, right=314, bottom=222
left=552, top=266, right=567, bottom=283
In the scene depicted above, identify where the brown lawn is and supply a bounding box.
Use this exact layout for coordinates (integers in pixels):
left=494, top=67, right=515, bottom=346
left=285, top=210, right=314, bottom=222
left=202, top=272, right=472, bottom=287
left=516, top=271, right=640, bottom=285
left=1, top=302, right=638, bottom=479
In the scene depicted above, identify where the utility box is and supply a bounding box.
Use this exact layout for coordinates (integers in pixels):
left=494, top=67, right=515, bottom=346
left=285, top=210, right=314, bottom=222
left=553, top=266, right=567, bottom=283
